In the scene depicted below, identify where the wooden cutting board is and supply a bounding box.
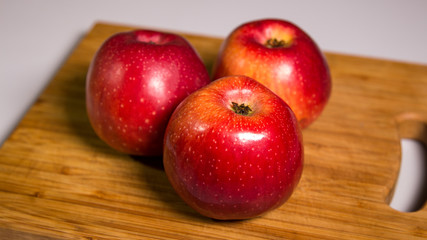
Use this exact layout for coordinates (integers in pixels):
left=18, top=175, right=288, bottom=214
left=1, top=22, right=426, bottom=239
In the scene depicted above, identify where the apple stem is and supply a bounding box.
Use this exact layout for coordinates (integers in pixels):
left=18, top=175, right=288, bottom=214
left=265, top=38, right=287, bottom=48
left=231, top=102, right=253, bottom=116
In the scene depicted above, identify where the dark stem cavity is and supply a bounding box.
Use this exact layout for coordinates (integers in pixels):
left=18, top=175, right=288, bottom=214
left=265, top=38, right=287, bottom=48
left=231, top=102, right=253, bottom=116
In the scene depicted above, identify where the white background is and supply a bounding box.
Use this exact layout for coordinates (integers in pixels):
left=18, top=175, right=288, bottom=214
left=1, top=0, right=426, bottom=212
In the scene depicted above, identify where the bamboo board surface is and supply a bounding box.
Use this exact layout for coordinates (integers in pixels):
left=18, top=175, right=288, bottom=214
left=0, top=22, right=426, bottom=239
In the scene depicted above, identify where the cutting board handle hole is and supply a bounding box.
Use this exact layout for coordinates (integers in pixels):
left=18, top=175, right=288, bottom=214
left=389, top=114, right=427, bottom=212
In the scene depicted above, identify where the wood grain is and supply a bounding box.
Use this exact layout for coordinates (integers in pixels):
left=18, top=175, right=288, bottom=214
left=0, top=22, right=426, bottom=239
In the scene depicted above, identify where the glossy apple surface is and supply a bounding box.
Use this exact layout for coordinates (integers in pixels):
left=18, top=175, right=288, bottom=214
left=163, top=75, right=303, bottom=220
left=213, top=19, right=331, bottom=128
left=86, top=29, right=210, bottom=156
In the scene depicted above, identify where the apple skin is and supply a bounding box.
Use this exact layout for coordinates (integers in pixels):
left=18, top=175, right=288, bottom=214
left=163, top=75, right=303, bottom=220
left=86, top=29, right=210, bottom=156
left=212, top=19, right=331, bottom=129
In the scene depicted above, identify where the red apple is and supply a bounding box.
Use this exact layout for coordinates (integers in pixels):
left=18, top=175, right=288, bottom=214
left=163, top=75, right=303, bottom=220
left=86, top=29, right=210, bottom=156
left=212, top=19, right=331, bottom=129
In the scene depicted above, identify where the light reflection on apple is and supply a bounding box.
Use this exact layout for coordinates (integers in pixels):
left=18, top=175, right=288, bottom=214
left=237, top=132, right=265, bottom=143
